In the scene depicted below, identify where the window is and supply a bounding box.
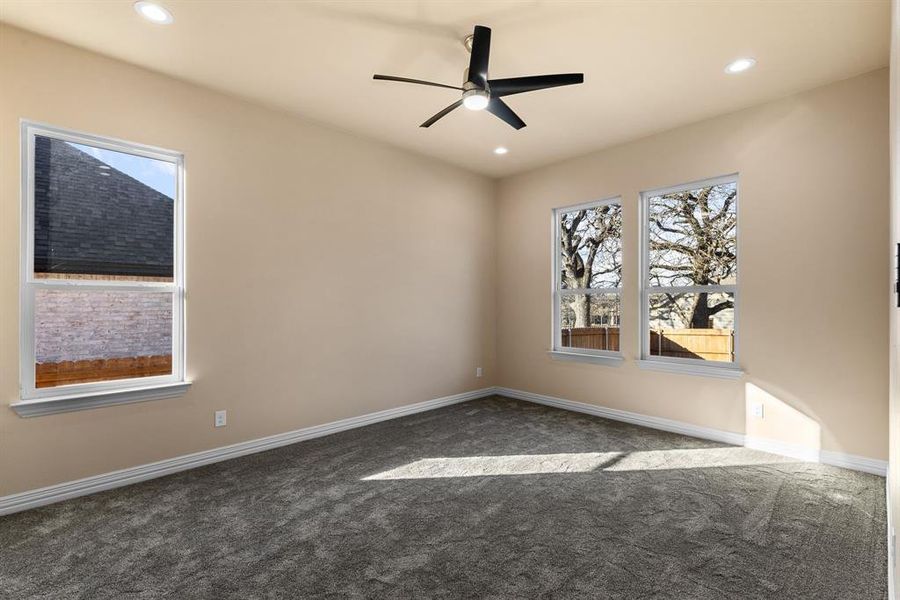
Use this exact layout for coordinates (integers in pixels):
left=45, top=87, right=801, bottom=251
left=16, top=122, right=188, bottom=416
left=640, top=175, right=739, bottom=373
left=552, top=198, right=623, bottom=362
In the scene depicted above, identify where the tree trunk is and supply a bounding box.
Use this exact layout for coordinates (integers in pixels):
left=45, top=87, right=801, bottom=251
left=571, top=295, right=591, bottom=327
left=690, top=292, right=711, bottom=329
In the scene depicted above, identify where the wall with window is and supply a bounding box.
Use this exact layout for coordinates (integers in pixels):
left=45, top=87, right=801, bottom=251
left=0, top=24, right=890, bottom=499
left=497, top=68, right=890, bottom=461
left=0, top=26, right=497, bottom=496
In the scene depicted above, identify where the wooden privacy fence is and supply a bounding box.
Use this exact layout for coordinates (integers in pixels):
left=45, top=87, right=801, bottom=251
left=562, top=327, right=734, bottom=362
left=562, top=327, right=621, bottom=351
left=649, top=329, right=734, bottom=362
left=36, top=355, right=172, bottom=388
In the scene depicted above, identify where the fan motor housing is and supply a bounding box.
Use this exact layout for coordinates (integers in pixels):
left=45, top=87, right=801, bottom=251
left=462, top=71, right=489, bottom=93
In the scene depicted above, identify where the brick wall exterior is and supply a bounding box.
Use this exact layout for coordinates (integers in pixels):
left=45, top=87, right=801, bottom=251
left=35, top=290, right=172, bottom=363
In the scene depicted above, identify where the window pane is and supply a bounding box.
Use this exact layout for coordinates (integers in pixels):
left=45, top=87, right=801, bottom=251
left=33, top=135, right=175, bottom=281
left=559, top=203, right=622, bottom=289
left=648, top=292, right=734, bottom=362
left=647, top=182, right=736, bottom=287
left=560, top=293, right=620, bottom=351
left=35, top=289, right=173, bottom=388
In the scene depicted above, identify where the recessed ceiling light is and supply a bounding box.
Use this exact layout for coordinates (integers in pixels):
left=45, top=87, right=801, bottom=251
left=134, top=1, right=173, bottom=24
left=724, top=57, right=756, bottom=74
left=494, top=147, right=508, bottom=155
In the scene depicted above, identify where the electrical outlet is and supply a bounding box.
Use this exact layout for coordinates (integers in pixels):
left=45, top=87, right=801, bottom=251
left=214, top=410, right=227, bottom=427
left=476, top=367, right=483, bottom=378
left=750, top=403, right=764, bottom=419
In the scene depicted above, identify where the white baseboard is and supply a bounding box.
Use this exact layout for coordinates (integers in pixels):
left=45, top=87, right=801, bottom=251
left=496, top=386, right=887, bottom=476
left=496, top=386, right=745, bottom=446
left=0, top=387, right=495, bottom=516
left=819, top=449, right=889, bottom=476
left=2, top=385, right=886, bottom=516
left=745, top=435, right=820, bottom=463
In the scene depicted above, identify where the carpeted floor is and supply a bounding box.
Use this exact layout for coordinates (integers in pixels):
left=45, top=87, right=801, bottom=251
left=0, top=396, right=887, bottom=599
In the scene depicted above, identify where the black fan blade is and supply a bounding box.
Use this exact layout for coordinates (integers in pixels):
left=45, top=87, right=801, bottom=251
left=487, top=73, right=583, bottom=97
left=420, top=99, right=464, bottom=128
left=467, top=25, right=491, bottom=88
left=373, top=74, right=463, bottom=91
left=486, top=98, right=525, bottom=130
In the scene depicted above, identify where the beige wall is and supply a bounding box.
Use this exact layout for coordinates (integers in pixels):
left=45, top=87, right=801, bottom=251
left=0, top=26, right=497, bottom=496
left=497, top=69, right=890, bottom=461
left=0, top=24, right=891, bottom=500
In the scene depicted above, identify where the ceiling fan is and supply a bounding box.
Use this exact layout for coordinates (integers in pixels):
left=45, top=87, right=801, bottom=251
left=373, top=25, right=583, bottom=130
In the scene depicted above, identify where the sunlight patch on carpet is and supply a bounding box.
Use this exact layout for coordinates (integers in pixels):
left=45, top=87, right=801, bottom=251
left=362, top=447, right=796, bottom=480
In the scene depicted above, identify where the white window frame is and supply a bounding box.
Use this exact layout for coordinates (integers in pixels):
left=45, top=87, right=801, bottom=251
left=550, top=197, right=624, bottom=366
left=13, top=121, right=190, bottom=417
left=638, top=174, right=742, bottom=379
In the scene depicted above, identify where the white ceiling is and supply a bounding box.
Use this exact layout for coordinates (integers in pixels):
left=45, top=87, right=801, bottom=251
left=0, top=0, right=890, bottom=177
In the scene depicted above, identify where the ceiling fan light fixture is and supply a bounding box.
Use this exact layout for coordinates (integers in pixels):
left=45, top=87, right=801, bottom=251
left=462, top=89, right=489, bottom=111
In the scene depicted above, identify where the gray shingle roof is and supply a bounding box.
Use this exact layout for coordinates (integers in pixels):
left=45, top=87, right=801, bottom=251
left=34, top=136, right=174, bottom=278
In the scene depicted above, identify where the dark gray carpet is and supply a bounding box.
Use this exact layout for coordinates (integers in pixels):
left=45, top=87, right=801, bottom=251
left=0, top=396, right=887, bottom=599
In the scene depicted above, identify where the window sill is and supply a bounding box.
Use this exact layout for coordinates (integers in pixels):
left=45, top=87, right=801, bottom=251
left=11, top=381, right=192, bottom=417
left=548, top=350, right=624, bottom=367
left=637, top=359, right=743, bottom=380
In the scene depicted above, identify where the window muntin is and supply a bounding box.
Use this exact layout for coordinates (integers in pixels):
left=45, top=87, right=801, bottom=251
left=553, top=199, right=622, bottom=355
left=21, top=123, right=185, bottom=401
left=641, top=176, right=738, bottom=366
